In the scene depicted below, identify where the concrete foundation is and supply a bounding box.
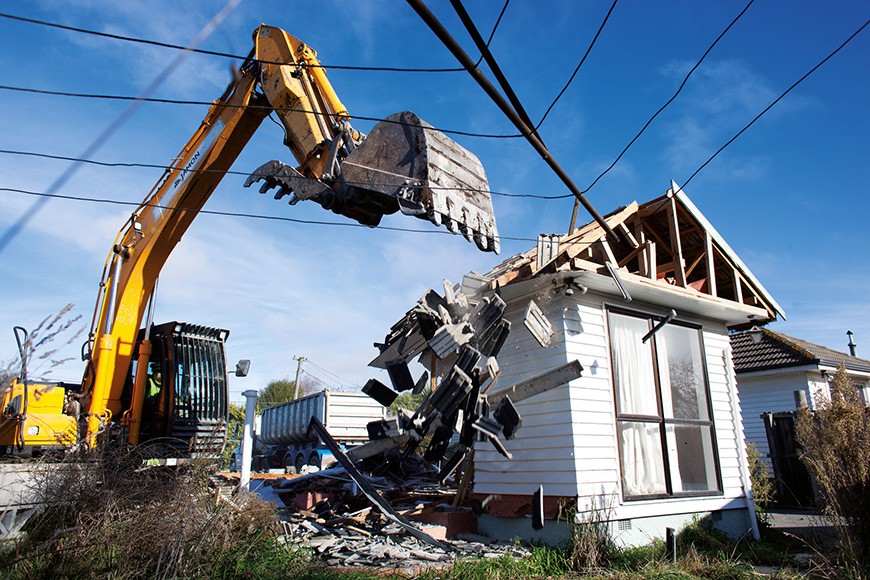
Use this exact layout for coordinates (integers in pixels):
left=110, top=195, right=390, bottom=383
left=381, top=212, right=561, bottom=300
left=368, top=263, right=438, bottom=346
left=477, top=507, right=754, bottom=548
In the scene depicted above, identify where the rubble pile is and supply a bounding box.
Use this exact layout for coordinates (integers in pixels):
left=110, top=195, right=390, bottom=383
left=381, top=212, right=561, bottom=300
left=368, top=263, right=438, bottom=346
left=266, top=465, right=530, bottom=570
left=281, top=520, right=531, bottom=570
left=234, top=276, right=584, bottom=568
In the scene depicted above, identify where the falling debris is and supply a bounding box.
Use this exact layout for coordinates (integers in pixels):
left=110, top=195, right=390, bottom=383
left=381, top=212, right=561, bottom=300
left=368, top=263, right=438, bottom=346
left=523, top=299, right=554, bottom=348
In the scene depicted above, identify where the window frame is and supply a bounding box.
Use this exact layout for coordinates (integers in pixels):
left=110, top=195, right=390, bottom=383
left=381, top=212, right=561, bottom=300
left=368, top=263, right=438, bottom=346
left=607, top=306, right=723, bottom=501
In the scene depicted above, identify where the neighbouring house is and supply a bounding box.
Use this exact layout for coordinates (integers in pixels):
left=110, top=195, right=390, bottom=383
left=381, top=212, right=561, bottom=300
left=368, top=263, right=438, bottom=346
left=730, top=329, right=870, bottom=507
left=462, top=181, right=785, bottom=546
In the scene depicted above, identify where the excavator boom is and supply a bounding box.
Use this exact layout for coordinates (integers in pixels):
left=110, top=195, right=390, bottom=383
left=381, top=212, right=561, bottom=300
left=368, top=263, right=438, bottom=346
left=69, top=25, right=498, bottom=450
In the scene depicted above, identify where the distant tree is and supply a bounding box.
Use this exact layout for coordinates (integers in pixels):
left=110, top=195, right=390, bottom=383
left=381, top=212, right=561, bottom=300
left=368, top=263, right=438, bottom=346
left=222, top=402, right=246, bottom=468
left=257, top=377, right=318, bottom=411
left=388, top=388, right=430, bottom=415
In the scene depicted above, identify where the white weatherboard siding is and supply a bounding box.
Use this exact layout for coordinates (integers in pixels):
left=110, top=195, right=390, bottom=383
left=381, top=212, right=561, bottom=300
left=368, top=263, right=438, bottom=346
left=475, top=283, right=753, bottom=535
left=704, top=330, right=748, bottom=502
left=736, top=371, right=809, bottom=470
left=475, top=290, right=580, bottom=496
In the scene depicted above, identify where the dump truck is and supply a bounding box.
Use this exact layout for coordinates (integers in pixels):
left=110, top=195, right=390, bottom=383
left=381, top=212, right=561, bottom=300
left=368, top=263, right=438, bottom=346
left=237, top=390, right=387, bottom=473
left=0, top=24, right=499, bottom=468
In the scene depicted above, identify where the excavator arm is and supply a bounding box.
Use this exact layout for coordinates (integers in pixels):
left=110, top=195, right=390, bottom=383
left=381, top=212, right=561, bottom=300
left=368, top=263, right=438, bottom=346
left=77, top=25, right=499, bottom=448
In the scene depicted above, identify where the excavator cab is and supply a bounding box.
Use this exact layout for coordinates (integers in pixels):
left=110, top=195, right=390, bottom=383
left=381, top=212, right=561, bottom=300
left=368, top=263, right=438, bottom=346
left=133, top=322, right=229, bottom=457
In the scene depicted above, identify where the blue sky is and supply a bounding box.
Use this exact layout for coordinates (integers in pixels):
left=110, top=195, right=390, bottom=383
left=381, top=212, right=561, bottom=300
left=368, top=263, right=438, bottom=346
left=1, top=1, right=867, bottom=401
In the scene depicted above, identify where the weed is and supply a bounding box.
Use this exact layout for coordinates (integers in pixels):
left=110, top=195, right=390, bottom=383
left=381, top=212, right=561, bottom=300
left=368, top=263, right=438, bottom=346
left=0, top=446, right=329, bottom=579
left=564, top=493, right=618, bottom=571
left=796, top=364, right=870, bottom=575
left=745, top=442, right=775, bottom=526
left=417, top=546, right=572, bottom=580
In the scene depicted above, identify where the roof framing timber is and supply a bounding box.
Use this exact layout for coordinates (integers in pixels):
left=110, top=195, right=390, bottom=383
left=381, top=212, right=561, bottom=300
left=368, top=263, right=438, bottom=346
left=483, top=181, right=785, bottom=325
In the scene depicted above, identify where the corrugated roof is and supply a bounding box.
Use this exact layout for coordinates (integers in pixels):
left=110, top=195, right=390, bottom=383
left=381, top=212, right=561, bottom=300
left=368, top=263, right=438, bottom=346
left=731, top=329, right=870, bottom=373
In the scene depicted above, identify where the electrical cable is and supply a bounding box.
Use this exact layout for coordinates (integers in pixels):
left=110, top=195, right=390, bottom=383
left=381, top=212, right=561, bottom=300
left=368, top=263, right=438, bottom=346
left=551, top=8, right=865, bottom=204
left=473, top=0, right=511, bottom=67
left=304, top=360, right=359, bottom=389
left=406, top=0, right=621, bottom=245
left=679, top=17, right=869, bottom=191
left=299, top=370, right=333, bottom=390
left=0, top=186, right=540, bottom=244
left=450, top=0, right=543, bottom=146
left=4, top=4, right=865, bottom=236
left=304, top=362, right=356, bottom=387
left=0, top=0, right=242, bottom=255
left=535, top=0, right=619, bottom=131
left=0, top=84, right=522, bottom=140
left=0, top=11, right=464, bottom=73
left=0, top=147, right=569, bottom=199
left=578, top=0, right=755, bottom=196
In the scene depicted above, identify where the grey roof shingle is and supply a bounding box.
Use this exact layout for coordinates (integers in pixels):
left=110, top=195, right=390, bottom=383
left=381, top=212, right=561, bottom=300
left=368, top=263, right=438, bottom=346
left=730, top=329, right=870, bottom=373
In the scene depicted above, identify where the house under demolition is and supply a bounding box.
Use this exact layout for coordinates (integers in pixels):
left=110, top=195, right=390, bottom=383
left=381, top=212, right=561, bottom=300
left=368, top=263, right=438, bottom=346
left=373, top=180, right=785, bottom=546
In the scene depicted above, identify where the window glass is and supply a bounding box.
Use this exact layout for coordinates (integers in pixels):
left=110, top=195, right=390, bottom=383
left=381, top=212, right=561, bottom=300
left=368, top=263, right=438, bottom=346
left=666, top=424, right=718, bottom=492
left=657, top=324, right=709, bottom=420
left=619, top=422, right=667, bottom=496
left=609, top=309, right=720, bottom=499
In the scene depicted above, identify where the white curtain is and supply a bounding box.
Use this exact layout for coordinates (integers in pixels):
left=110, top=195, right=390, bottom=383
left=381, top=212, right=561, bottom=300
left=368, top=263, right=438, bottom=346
left=613, top=318, right=666, bottom=495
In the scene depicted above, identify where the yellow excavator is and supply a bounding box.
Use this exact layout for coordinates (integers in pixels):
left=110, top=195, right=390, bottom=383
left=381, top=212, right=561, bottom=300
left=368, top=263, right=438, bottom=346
left=0, top=24, right=499, bottom=459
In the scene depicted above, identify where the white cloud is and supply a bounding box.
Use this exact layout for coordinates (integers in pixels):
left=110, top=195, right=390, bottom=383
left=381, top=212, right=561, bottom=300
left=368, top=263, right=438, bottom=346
left=655, top=58, right=808, bottom=184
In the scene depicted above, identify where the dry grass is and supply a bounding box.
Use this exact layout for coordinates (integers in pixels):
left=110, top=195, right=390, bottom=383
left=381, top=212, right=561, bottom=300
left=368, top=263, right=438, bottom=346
left=0, top=446, right=313, bottom=579
left=796, top=364, right=870, bottom=577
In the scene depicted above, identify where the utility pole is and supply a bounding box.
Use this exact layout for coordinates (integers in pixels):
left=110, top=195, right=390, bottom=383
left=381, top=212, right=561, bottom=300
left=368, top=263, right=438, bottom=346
left=292, top=355, right=306, bottom=400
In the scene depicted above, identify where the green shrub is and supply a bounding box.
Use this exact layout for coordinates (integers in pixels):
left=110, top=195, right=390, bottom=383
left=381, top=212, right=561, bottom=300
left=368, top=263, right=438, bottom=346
left=745, top=442, right=775, bottom=526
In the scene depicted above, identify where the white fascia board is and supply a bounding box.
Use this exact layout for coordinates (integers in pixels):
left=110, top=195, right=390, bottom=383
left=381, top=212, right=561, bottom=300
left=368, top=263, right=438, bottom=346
left=553, top=267, right=770, bottom=327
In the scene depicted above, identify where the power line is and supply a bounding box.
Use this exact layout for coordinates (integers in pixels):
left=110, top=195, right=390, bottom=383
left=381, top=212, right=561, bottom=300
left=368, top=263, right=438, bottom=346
left=0, top=147, right=568, bottom=200
left=0, top=11, right=464, bottom=73
left=300, top=370, right=332, bottom=389
left=535, top=0, right=619, bottom=131
left=0, top=185, right=540, bottom=244
left=0, top=0, right=242, bottom=255
left=679, top=17, right=869, bottom=191
left=0, top=84, right=522, bottom=140
left=579, top=0, right=756, bottom=196
left=304, top=360, right=359, bottom=389
left=407, top=0, right=621, bottom=246
left=542, top=17, right=870, bottom=252
left=450, top=0, right=543, bottom=148
left=473, top=0, right=511, bottom=68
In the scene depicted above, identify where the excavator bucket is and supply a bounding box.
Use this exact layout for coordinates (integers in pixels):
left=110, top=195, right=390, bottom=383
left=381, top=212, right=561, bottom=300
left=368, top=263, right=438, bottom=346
left=341, top=111, right=499, bottom=254
left=247, top=111, right=500, bottom=253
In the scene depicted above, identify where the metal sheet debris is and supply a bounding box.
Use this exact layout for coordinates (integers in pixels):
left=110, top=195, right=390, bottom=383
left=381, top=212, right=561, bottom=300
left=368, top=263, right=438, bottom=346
left=307, top=416, right=449, bottom=551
